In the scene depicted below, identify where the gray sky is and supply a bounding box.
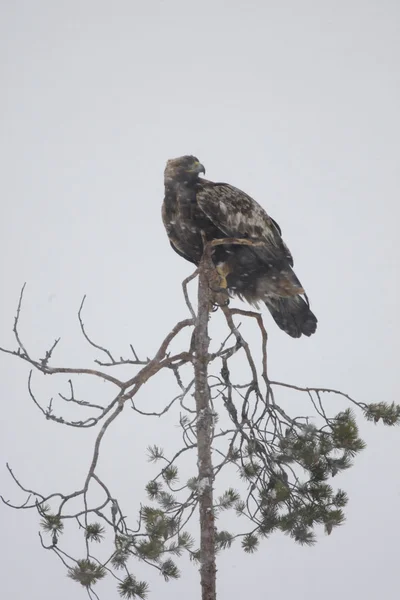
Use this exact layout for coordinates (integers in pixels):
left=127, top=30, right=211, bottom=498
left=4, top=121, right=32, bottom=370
left=1, top=1, right=399, bottom=598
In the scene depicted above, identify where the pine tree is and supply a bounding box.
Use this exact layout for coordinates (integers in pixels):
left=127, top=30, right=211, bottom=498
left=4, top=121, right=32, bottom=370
left=1, top=247, right=399, bottom=600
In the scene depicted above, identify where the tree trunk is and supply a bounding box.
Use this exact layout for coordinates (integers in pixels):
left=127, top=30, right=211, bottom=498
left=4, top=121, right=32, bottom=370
left=194, top=254, right=216, bottom=600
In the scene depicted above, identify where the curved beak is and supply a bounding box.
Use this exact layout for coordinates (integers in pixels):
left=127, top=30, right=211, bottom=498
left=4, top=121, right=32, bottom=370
left=195, top=162, right=206, bottom=175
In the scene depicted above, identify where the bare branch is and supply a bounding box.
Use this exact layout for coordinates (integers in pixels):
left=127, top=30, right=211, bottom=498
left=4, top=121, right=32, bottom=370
left=78, top=296, right=115, bottom=363
left=58, top=380, right=104, bottom=411
left=40, top=337, right=61, bottom=367
left=13, top=283, right=29, bottom=358
left=182, top=269, right=199, bottom=319
left=1, top=261, right=396, bottom=600
left=84, top=394, right=125, bottom=491
left=268, top=381, right=368, bottom=409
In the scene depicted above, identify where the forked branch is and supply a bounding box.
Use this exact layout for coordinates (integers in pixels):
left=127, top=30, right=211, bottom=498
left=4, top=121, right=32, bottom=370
left=1, top=243, right=399, bottom=600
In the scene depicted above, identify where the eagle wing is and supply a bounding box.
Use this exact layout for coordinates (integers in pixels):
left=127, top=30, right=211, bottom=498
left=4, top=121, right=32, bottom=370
left=161, top=201, right=196, bottom=263
left=195, top=181, right=293, bottom=266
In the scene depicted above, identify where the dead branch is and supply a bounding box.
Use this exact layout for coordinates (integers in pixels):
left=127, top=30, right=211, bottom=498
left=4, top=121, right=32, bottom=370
left=1, top=257, right=397, bottom=600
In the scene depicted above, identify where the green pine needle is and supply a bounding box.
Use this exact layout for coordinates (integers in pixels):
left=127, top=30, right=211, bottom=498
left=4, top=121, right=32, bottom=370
left=111, top=551, right=129, bottom=570
left=37, top=502, right=51, bottom=515
left=136, top=539, right=164, bottom=561
left=85, top=523, right=105, bottom=543
left=147, top=445, right=164, bottom=463
left=162, top=465, right=179, bottom=483
left=112, top=535, right=133, bottom=568
left=186, top=477, right=199, bottom=491
left=239, top=461, right=261, bottom=481
left=323, top=509, right=346, bottom=535
left=118, top=574, right=149, bottom=599
left=234, top=500, right=246, bottom=515
left=178, top=531, right=195, bottom=550
left=189, top=550, right=201, bottom=563
left=364, top=402, right=400, bottom=425
left=40, top=514, right=64, bottom=534
left=146, top=481, right=162, bottom=499
left=331, top=409, right=366, bottom=455
left=160, top=559, right=180, bottom=581
left=216, top=530, right=233, bottom=550
left=333, top=489, right=348, bottom=508
left=241, top=533, right=259, bottom=553
left=217, top=488, right=241, bottom=510
left=67, top=559, right=106, bottom=588
left=157, top=491, right=176, bottom=510
left=290, top=527, right=316, bottom=546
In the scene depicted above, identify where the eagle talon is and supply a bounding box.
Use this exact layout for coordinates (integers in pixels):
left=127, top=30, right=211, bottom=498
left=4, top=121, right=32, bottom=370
left=211, top=296, right=230, bottom=307
left=209, top=282, right=230, bottom=310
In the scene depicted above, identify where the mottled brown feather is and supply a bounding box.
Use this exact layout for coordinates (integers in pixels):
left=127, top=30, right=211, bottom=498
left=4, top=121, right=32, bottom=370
left=162, top=156, right=317, bottom=338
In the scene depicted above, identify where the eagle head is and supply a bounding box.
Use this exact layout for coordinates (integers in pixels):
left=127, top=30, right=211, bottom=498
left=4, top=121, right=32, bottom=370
left=164, top=155, right=206, bottom=183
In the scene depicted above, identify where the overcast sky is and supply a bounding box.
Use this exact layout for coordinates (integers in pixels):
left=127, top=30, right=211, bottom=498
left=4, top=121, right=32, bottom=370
left=1, top=1, right=400, bottom=599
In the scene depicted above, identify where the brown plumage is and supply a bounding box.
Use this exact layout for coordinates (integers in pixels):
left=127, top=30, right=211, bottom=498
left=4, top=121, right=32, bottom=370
left=162, top=155, right=317, bottom=338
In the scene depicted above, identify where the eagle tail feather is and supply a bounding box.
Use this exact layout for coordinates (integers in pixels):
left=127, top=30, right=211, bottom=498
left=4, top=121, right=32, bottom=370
left=264, top=296, right=317, bottom=338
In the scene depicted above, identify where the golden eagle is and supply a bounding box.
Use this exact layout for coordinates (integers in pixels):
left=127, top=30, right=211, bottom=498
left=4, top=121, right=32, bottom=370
left=162, top=155, right=317, bottom=338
